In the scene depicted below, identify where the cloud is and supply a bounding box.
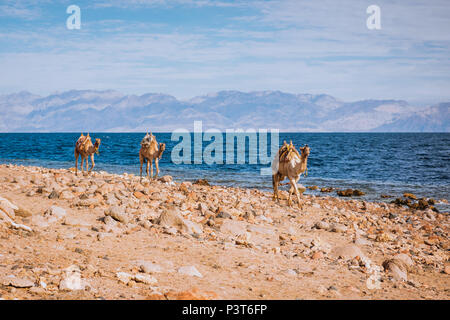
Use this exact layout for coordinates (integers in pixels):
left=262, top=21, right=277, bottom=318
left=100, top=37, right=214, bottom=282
left=0, top=0, right=449, bottom=105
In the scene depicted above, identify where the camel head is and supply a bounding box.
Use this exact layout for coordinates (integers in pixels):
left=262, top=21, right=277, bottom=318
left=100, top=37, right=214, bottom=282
left=158, top=143, right=166, bottom=159
left=94, top=138, right=101, bottom=155
left=300, top=144, right=310, bottom=157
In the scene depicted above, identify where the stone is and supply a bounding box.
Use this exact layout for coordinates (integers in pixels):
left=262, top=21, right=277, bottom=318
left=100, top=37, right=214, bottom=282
left=331, top=223, right=347, bottom=233
left=59, top=265, right=87, bottom=291
left=444, top=265, right=450, bottom=275
left=140, top=262, right=163, bottom=274
left=158, top=175, right=173, bottom=183
left=178, top=266, right=203, bottom=278
left=77, top=198, right=101, bottom=207
left=48, top=190, right=60, bottom=199
left=337, top=189, right=365, bottom=197
left=133, top=274, right=157, bottom=285
left=133, top=191, right=146, bottom=200
left=164, top=287, right=218, bottom=300
left=311, top=251, right=323, bottom=260
left=0, top=197, right=17, bottom=219
left=403, top=193, right=417, bottom=200
left=1, top=275, right=34, bottom=288
left=14, top=208, right=32, bottom=218
left=44, top=206, right=67, bottom=219
left=157, top=208, right=203, bottom=236
left=116, top=272, right=133, bottom=285
left=383, top=260, right=407, bottom=281
left=193, top=179, right=210, bottom=186
left=314, top=221, right=330, bottom=230
left=59, top=190, right=75, bottom=200
left=105, top=206, right=130, bottom=223
left=331, top=244, right=365, bottom=260
left=63, top=216, right=91, bottom=227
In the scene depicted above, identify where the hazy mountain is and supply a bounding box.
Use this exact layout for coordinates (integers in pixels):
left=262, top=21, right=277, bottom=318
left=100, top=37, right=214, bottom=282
left=0, top=90, right=448, bottom=132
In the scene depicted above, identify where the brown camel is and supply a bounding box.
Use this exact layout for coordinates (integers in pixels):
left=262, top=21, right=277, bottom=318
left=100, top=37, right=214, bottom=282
left=139, top=132, right=165, bottom=181
left=74, top=133, right=101, bottom=176
left=272, top=141, right=310, bottom=208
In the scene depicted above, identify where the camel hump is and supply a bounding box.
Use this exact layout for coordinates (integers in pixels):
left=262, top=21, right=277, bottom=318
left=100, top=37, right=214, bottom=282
left=278, top=142, right=300, bottom=162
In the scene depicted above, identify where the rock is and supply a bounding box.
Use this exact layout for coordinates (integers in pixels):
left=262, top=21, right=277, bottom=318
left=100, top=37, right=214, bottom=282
left=1, top=275, right=34, bottom=288
left=314, top=221, right=330, bottom=230
left=59, top=265, right=87, bottom=291
left=311, top=251, right=323, bottom=260
left=193, top=179, right=210, bottom=186
left=444, top=265, right=450, bottom=275
left=44, top=206, right=67, bottom=219
left=116, top=272, right=133, bottom=285
left=320, top=187, right=333, bottom=193
left=331, top=223, right=347, bottom=233
left=0, top=197, right=17, bottom=219
left=76, top=198, right=101, bottom=207
left=235, top=232, right=252, bottom=246
left=164, top=287, right=218, bottom=300
left=158, top=175, right=173, bottom=183
left=133, top=191, right=146, bottom=200
left=140, top=262, right=163, bottom=274
left=59, top=190, right=75, bottom=200
left=217, top=210, right=232, bottom=219
left=63, top=216, right=91, bottom=227
left=48, top=190, right=60, bottom=199
left=178, top=266, right=203, bottom=278
left=307, top=185, right=318, bottom=190
left=157, top=208, right=203, bottom=236
left=133, top=274, right=157, bottom=285
left=331, top=244, right=365, bottom=260
left=383, top=260, right=407, bottom=281
left=337, top=189, right=365, bottom=197
left=392, top=253, right=414, bottom=272
left=105, top=206, right=130, bottom=224
left=14, top=208, right=32, bottom=218
left=403, top=193, right=417, bottom=200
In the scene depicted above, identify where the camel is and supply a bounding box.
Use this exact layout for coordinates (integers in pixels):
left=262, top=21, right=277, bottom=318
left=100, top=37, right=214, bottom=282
left=139, top=132, right=166, bottom=181
left=272, top=141, right=310, bottom=208
left=74, top=133, right=101, bottom=176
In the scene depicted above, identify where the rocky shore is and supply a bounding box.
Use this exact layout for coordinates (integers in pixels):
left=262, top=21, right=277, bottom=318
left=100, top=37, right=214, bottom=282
left=0, top=163, right=448, bottom=300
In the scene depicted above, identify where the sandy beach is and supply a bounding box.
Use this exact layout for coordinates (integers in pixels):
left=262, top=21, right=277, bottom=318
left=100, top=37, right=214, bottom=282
left=0, top=163, right=448, bottom=300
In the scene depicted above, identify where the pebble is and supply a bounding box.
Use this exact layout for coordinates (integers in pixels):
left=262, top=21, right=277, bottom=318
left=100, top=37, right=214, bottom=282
left=178, top=266, right=203, bottom=278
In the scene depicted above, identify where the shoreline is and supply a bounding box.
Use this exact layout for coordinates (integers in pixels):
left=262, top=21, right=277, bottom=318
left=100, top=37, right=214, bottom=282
left=1, top=160, right=448, bottom=212
left=0, top=163, right=449, bottom=299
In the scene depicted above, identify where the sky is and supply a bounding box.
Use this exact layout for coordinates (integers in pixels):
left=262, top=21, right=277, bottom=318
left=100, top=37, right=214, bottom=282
left=0, top=0, right=449, bottom=105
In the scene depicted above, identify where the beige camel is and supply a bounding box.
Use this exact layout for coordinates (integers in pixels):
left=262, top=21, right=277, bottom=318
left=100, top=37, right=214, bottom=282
left=74, top=133, right=101, bottom=176
left=139, top=132, right=165, bottom=181
left=272, top=141, right=310, bottom=208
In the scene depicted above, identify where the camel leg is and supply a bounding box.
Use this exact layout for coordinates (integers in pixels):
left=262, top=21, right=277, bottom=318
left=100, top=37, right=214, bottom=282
left=81, top=156, right=84, bottom=176
left=150, top=159, right=154, bottom=179
left=289, top=177, right=302, bottom=209
left=146, top=160, right=150, bottom=181
left=139, top=154, right=144, bottom=182
left=75, top=150, right=79, bottom=176
left=272, top=174, right=280, bottom=202
left=88, top=154, right=95, bottom=174
left=155, top=158, right=159, bottom=178
left=83, top=156, right=88, bottom=176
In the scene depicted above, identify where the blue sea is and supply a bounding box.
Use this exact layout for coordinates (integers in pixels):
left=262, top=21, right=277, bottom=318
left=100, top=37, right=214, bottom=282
left=0, top=133, right=449, bottom=211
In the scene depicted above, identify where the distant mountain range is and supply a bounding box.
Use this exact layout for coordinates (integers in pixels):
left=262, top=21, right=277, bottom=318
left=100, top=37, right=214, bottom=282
left=0, top=90, right=448, bottom=132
